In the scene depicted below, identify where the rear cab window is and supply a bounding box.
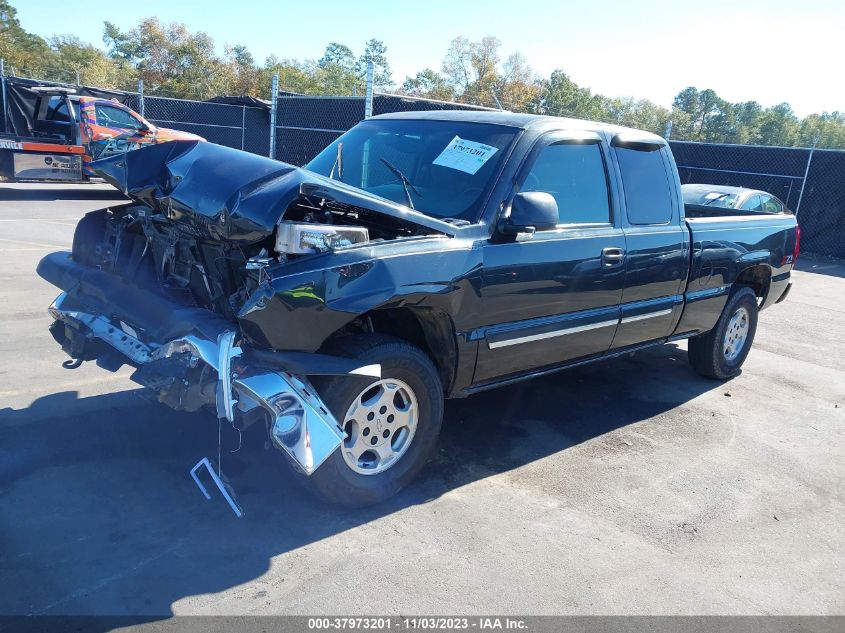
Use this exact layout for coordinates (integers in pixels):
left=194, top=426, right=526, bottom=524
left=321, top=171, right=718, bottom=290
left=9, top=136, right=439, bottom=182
left=614, top=142, right=674, bottom=225
left=45, top=96, right=70, bottom=122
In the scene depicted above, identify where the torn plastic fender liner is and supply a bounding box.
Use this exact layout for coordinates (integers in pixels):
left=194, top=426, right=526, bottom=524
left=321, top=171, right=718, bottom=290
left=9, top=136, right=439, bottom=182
left=91, top=140, right=456, bottom=244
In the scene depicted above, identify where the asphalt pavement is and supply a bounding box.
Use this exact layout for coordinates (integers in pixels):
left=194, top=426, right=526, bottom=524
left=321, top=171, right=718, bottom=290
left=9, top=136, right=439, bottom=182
left=1, top=183, right=842, bottom=617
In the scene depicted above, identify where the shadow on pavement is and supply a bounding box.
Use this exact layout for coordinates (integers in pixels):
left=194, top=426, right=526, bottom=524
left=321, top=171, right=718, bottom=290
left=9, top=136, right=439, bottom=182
left=795, top=254, right=845, bottom=279
left=0, top=343, right=720, bottom=619
left=0, top=187, right=128, bottom=202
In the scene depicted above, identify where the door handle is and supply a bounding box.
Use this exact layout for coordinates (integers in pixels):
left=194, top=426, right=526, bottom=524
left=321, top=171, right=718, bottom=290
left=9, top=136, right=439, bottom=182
left=601, top=247, right=625, bottom=267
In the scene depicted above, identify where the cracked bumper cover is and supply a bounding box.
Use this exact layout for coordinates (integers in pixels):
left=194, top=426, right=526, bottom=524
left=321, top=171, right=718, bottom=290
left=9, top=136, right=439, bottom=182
left=38, top=252, right=381, bottom=475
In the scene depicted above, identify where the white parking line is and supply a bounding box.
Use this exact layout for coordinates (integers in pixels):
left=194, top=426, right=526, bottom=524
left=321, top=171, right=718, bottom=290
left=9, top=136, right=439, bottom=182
left=1, top=247, right=59, bottom=252
left=0, top=374, right=132, bottom=398
left=0, top=237, right=66, bottom=249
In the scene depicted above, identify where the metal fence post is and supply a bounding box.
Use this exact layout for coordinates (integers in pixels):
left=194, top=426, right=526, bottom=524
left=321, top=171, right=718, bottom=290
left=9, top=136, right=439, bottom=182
left=795, top=138, right=817, bottom=219
left=75, top=70, right=81, bottom=86
left=665, top=120, right=673, bottom=139
left=0, top=59, right=7, bottom=134
left=364, top=61, right=374, bottom=119
left=241, top=106, right=246, bottom=150
left=137, top=79, right=145, bottom=117
left=269, top=74, right=279, bottom=159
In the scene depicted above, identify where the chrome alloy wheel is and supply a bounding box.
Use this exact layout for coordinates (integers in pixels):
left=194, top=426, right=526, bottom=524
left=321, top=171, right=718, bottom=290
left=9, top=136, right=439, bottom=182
left=723, top=306, right=750, bottom=362
left=340, top=378, right=419, bottom=475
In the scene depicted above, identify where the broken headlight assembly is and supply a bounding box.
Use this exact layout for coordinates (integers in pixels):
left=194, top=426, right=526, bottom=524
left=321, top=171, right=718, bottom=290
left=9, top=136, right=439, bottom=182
left=275, top=222, right=369, bottom=255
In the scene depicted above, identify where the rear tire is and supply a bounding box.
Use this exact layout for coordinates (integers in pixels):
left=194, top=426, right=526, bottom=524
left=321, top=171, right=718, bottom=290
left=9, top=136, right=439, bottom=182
left=296, top=334, right=443, bottom=507
left=688, top=286, right=759, bottom=379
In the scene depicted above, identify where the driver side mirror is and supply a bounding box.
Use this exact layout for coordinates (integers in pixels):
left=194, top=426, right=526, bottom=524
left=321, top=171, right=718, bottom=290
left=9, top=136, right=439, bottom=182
left=499, top=191, right=559, bottom=235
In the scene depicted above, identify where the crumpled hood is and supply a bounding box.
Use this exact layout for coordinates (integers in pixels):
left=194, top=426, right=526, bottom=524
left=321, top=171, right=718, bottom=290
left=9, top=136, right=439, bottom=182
left=92, top=141, right=455, bottom=244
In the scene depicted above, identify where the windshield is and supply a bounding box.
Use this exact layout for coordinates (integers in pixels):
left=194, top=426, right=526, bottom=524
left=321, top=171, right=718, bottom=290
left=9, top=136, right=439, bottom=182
left=305, top=119, right=519, bottom=221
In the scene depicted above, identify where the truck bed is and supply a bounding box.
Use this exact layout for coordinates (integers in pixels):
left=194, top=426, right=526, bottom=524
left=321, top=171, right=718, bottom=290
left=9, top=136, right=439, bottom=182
left=684, top=203, right=787, bottom=218
left=676, top=211, right=798, bottom=336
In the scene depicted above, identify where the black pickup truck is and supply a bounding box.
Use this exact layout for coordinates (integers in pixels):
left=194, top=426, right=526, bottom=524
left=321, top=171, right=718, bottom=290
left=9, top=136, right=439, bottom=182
left=37, top=111, right=799, bottom=506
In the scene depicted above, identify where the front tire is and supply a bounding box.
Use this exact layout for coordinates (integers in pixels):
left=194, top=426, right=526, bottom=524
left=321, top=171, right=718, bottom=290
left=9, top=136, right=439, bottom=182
left=688, top=286, right=759, bottom=379
left=301, top=335, right=443, bottom=507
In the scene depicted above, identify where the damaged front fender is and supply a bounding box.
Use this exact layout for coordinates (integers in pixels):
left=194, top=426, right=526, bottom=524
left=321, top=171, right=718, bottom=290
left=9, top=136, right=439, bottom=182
left=236, top=237, right=483, bottom=356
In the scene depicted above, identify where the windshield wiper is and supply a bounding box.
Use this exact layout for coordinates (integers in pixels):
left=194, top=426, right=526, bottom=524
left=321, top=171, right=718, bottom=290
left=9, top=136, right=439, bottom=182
left=702, top=193, right=730, bottom=206
left=379, top=157, right=421, bottom=210
left=329, top=142, right=343, bottom=182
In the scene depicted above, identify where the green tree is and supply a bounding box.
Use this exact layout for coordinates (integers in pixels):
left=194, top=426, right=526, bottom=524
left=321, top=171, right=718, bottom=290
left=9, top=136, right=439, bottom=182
left=605, top=97, right=672, bottom=136
left=316, top=42, right=358, bottom=94
left=401, top=69, right=454, bottom=101
left=730, top=101, right=763, bottom=144
left=0, top=0, right=52, bottom=77
left=103, top=18, right=230, bottom=99
left=496, top=52, right=541, bottom=112
left=225, top=44, right=261, bottom=96
left=671, top=87, right=729, bottom=141
left=532, top=70, right=609, bottom=121
left=261, top=55, right=321, bottom=97
left=757, top=103, right=799, bottom=146
left=356, top=38, right=392, bottom=90
left=797, top=112, right=845, bottom=149
left=49, top=35, right=129, bottom=88
left=441, top=36, right=473, bottom=95
left=438, top=36, right=513, bottom=108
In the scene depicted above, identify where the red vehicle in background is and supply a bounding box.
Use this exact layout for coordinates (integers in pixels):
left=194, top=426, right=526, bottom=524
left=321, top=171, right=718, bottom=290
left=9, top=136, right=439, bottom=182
left=0, top=86, right=204, bottom=183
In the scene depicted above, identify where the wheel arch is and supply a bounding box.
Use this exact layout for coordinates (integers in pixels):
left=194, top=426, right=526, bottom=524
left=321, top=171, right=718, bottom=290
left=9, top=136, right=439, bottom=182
left=322, top=305, right=459, bottom=395
left=733, top=263, right=772, bottom=305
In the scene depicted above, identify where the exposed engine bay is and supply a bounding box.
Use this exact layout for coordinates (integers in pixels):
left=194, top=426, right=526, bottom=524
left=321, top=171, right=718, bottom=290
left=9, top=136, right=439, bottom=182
left=71, top=140, right=449, bottom=322
left=36, top=140, right=454, bottom=475
left=73, top=193, right=417, bottom=321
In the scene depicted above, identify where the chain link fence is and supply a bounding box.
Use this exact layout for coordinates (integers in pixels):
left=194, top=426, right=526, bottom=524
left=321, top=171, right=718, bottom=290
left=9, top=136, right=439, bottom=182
left=2, top=68, right=842, bottom=259
left=141, top=94, right=269, bottom=154
left=272, top=92, right=493, bottom=165
left=670, top=141, right=844, bottom=258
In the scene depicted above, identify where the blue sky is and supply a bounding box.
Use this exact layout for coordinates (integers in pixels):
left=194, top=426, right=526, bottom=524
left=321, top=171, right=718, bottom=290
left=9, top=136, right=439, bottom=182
left=16, top=0, right=844, bottom=116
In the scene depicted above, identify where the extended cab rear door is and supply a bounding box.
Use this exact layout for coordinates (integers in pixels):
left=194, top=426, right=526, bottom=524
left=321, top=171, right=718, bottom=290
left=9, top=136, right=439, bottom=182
left=608, top=135, right=689, bottom=349
left=473, top=131, right=626, bottom=384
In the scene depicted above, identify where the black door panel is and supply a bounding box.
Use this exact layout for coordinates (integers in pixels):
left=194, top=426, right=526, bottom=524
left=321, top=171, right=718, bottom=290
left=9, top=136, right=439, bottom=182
left=612, top=225, right=687, bottom=348
left=611, top=144, right=689, bottom=349
left=475, top=227, right=625, bottom=382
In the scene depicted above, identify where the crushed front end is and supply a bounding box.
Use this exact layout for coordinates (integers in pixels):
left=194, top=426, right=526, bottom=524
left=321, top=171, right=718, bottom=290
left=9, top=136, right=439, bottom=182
left=40, top=252, right=352, bottom=474
left=35, top=141, right=446, bottom=474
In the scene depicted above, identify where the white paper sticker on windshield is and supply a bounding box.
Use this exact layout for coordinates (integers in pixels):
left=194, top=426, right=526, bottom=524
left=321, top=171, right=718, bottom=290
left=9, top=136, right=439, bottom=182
left=432, top=136, right=498, bottom=175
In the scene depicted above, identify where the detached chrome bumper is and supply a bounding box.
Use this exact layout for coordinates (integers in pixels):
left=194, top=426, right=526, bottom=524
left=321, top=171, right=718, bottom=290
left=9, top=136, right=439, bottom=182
left=48, top=292, right=360, bottom=475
